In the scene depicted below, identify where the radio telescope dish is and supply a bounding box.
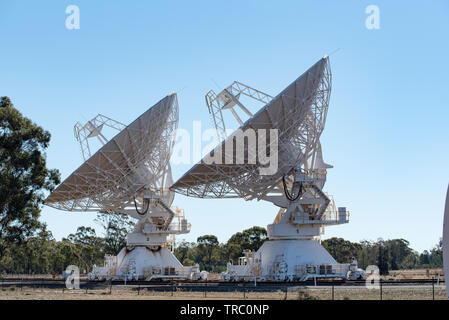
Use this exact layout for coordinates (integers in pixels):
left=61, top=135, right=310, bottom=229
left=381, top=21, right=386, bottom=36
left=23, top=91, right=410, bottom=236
left=171, top=57, right=332, bottom=200
left=171, top=56, right=366, bottom=282
left=46, top=94, right=206, bottom=281
left=46, top=94, right=178, bottom=213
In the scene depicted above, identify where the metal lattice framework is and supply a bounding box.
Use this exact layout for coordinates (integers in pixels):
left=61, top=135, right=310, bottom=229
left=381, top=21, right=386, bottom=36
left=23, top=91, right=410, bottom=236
left=206, top=81, right=273, bottom=142
left=170, top=57, right=332, bottom=199
left=73, top=114, right=126, bottom=161
left=46, top=94, right=179, bottom=212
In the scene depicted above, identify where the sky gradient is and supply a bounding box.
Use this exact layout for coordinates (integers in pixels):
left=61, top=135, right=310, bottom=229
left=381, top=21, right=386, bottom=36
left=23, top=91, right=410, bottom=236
left=1, top=1, right=448, bottom=253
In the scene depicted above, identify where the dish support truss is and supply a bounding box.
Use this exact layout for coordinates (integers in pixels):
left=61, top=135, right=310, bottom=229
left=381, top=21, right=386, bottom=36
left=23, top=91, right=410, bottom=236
left=206, top=81, right=273, bottom=141
left=48, top=95, right=206, bottom=281
left=74, top=114, right=126, bottom=161
left=73, top=112, right=188, bottom=245
left=195, top=57, right=363, bottom=281
left=194, top=58, right=341, bottom=230
left=47, top=95, right=179, bottom=212
left=172, top=57, right=333, bottom=200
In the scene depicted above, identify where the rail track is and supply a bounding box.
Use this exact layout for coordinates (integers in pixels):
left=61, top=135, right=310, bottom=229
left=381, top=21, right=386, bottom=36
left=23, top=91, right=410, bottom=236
left=0, top=277, right=445, bottom=292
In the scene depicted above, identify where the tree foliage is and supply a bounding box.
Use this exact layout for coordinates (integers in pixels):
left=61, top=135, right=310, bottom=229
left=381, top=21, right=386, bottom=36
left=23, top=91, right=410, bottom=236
left=95, top=212, right=134, bottom=255
left=0, top=224, right=444, bottom=275
left=172, top=233, right=443, bottom=274
left=322, top=237, right=363, bottom=263
left=172, top=227, right=268, bottom=272
left=0, top=96, right=60, bottom=262
left=225, top=226, right=267, bottom=263
left=323, top=237, right=441, bottom=274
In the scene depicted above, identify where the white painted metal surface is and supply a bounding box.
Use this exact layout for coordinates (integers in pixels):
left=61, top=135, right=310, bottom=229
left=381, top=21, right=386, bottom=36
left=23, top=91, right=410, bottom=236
left=46, top=94, right=178, bottom=213
left=171, top=57, right=331, bottom=199
left=46, top=94, right=205, bottom=281
left=206, top=81, right=273, bottom=141
left=222, top=240, right=364, bottom=282
left=443, top=184, right=449, bottom=298
left=171, top=56, right=364, bottom=281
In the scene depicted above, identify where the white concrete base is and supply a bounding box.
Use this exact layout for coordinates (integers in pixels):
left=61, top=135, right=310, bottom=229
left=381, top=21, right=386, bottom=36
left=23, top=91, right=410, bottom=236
left=223, top=239, right=353, bottom=281
left=117, top=246, right=183, bottom=277
left=258, top=239, right=337, bottom=267
left=256, top=239, right=337, bottom=279
left=89, top=246, right=206, bottom=281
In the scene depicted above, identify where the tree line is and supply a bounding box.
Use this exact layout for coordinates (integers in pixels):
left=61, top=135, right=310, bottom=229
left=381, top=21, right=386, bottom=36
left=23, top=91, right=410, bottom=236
left=0, top=221, right=443, bottom=276
left=0, top=212, right=134, bottom=275
left=173, top=229, right=443, bottom=275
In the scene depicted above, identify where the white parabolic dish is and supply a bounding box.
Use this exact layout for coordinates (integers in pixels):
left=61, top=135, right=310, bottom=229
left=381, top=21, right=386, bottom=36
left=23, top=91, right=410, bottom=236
left=45, top=94, right=206, bottom=281
left=45, top=94, right=178, bottom=212
left=170, top=57, right=366, bottom=281
left=170, top=57, right=331, bottom=199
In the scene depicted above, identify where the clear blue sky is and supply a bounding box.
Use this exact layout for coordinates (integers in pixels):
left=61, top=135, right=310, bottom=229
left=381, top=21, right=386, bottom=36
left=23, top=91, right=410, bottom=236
left=1, top=1, right=448, bottom=253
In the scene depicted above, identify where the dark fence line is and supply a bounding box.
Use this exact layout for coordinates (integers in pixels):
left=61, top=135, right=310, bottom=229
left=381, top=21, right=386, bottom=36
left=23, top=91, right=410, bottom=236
left=0, top=276, right=446, bottom=285
left=1, top=277, right=447, bottom=300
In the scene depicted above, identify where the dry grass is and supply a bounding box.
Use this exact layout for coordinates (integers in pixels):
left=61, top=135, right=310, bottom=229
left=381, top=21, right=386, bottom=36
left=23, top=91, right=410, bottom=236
left=384, top=269, right=444, bottom=280
left=1, top=269, right=444, bottom=281
left=0, top=285, right=446, bottom=300
left=0, top=269, right=446, bottom=300
left=295, top=286, right=447, bottom=300
left=0, top=287, right=286, bottom=300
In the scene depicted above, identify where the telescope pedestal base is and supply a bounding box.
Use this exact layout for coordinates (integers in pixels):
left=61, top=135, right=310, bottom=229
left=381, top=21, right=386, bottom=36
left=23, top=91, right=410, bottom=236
left=223, top=239, right=364, bottom=282
left=89, top=246, right=207, bottom=281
